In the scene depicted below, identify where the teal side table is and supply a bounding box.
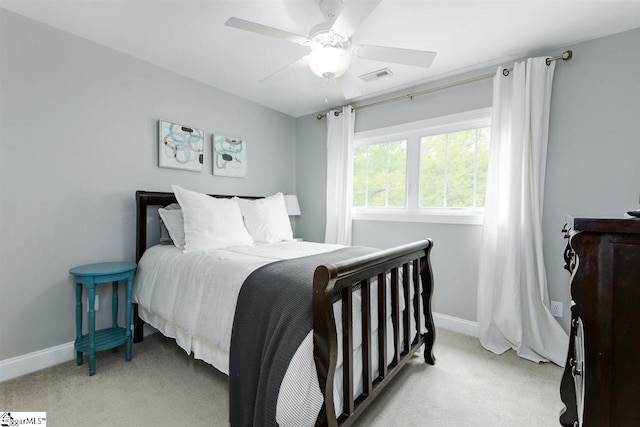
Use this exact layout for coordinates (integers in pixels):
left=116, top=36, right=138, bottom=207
left=69, top=261, right=137, bottom=376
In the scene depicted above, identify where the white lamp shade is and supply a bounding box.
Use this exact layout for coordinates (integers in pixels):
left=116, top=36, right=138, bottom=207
left=308, top=47, right=351, bottom=79
left=283, top=195, right=301, bottom=216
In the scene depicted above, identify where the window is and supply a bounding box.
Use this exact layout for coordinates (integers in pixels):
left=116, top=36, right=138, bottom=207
left=420, top=127, right=490, bottom=208
left=352, top=108, right=491, bottom=224
left=353, top=140, right=406, bottom=208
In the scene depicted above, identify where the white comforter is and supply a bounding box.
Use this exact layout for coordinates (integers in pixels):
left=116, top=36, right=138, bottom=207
left=134, top=241, right=426, bottom=425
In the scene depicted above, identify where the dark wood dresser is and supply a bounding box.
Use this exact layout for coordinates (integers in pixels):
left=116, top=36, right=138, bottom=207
left=560, top=217, right=640, bottom=426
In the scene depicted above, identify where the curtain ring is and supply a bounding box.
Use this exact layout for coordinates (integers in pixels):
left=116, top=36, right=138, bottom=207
left=334, top=111, right=340, bottom=117
left=502, top=69, right=510, bottom=77
left=545, top=57, right=552, bottom=66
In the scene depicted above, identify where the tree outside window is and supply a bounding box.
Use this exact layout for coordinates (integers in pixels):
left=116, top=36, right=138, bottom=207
left=420, top=127, right=490, bottom=208
left=353, top=140, right=406, bottom=208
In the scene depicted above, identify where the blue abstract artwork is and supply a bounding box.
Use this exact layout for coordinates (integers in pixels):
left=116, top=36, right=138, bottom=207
left=213, top=135, right=247, bottom=178
left=159, top=120, right=204, bottom=172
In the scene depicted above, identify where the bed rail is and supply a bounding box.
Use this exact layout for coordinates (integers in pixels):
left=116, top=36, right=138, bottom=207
left=312, top=239, right=435, bottom=427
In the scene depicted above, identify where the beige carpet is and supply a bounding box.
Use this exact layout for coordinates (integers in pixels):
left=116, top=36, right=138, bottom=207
left=0, top=329, right=563, bottom=426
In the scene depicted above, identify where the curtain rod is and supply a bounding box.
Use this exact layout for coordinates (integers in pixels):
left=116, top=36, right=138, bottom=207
left=316, top=50, right=573, bottom=120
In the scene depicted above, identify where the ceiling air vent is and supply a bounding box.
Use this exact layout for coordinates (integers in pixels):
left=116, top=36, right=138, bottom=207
left=359, top=68, right=393, bottom=83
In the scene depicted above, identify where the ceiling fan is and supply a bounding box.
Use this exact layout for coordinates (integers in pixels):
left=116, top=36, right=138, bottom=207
left=225, top=0, right=437, bottom=100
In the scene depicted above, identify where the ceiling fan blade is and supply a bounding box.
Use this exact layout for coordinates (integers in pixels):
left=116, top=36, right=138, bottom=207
left=331, top=0, right=382, bottom=38
left=260, top=56, right=309, bottom=84
left=354, top=44, right=437, bottom=68
left=225, top=17, right=309, bottom=46
left=338, top=72, right=361, bottom=99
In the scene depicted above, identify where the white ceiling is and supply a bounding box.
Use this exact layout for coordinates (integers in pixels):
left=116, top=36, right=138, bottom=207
left=2, top=0, right=640, bottom=117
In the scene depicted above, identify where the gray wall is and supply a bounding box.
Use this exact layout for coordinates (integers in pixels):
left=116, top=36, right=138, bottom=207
left=0, top=11, right=296, bottom=361
left=295, top=115, right=328, bottom=243
left=296, top=27, right=640, bottom=330
left=543, top=27, right=640, bottom=330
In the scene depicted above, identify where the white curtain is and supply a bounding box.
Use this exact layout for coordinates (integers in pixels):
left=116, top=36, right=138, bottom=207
left=477, top=58, right=569, bottom=366
left=324, top=105, right=356, bottom=245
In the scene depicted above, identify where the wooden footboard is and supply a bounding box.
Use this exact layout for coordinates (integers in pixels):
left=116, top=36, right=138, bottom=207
left=312, top=239, right=435, bottom=427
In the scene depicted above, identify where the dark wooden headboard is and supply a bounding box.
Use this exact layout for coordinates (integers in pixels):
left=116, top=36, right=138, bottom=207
left=135, top=190, right=261, bottom=262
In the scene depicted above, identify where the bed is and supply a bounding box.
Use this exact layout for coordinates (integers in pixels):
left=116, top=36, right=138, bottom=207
left=132, top=190, right=436, bottom=427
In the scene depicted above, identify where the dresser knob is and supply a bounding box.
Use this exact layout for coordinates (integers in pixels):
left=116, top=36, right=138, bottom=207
left=572, top=365, right=582, bottom=377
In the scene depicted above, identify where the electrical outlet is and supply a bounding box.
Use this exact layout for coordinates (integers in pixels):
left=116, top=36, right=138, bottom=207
left=551, top=301, right=563, bottom=318
left=86, top=295, right=99, bottom=312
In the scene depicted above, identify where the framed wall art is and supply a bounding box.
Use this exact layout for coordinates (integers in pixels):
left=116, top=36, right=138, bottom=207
left=212, top=135, right=247, bottom=178
left=158, top=120, right=204, bottom=172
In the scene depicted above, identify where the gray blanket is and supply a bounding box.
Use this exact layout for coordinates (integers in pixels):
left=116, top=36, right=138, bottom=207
left=229, top=246, right=377, bottom=427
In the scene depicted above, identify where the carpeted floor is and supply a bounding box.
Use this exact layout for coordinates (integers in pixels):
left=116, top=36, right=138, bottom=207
left=0, top=328, right=563, bottom=426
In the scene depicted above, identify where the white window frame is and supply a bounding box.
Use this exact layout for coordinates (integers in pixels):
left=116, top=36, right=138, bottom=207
left=352, top=108, right=491, bottom=225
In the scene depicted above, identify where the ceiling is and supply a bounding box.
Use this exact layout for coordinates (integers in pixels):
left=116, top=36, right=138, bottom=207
left=2, top=0, right=640, bottom=117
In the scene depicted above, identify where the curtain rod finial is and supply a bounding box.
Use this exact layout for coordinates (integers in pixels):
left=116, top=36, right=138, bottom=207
left=562, top=50, right=573, bottom=61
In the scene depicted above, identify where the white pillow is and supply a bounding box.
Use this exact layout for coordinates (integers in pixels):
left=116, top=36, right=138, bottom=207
left=236, top=193, right=293, bottom=243
left=158, top=208, right=186, bottom=250
left=159, top=203, right=181, bottom=245
left=171, top=185, right=253, bottom=252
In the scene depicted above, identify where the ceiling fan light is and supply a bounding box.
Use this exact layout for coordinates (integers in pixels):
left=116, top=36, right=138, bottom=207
left=308, top=47, right=351, bottom=79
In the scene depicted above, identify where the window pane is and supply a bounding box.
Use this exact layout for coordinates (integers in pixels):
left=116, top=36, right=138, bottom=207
left=420, top=135, right=445, bottom=207
left=420, top=127, right=491, bottom=208
left=353, top=146, right=367, bottom=207
left=352, top=140, right=406, bottom=208
left=387, top=141, right=406, bottom=207
left=367, top=143, right=388, bottom=207
left=446, top=129, right=477, bottom=208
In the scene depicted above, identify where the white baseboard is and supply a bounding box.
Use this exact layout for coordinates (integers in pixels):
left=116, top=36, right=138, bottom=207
left=433, top=312, right=479, bottom=337
left=0, top=325, right=157, bottom=383
left=1, top=315, right=474, bottom=383
left=0, top=341, right=75, bottom=383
